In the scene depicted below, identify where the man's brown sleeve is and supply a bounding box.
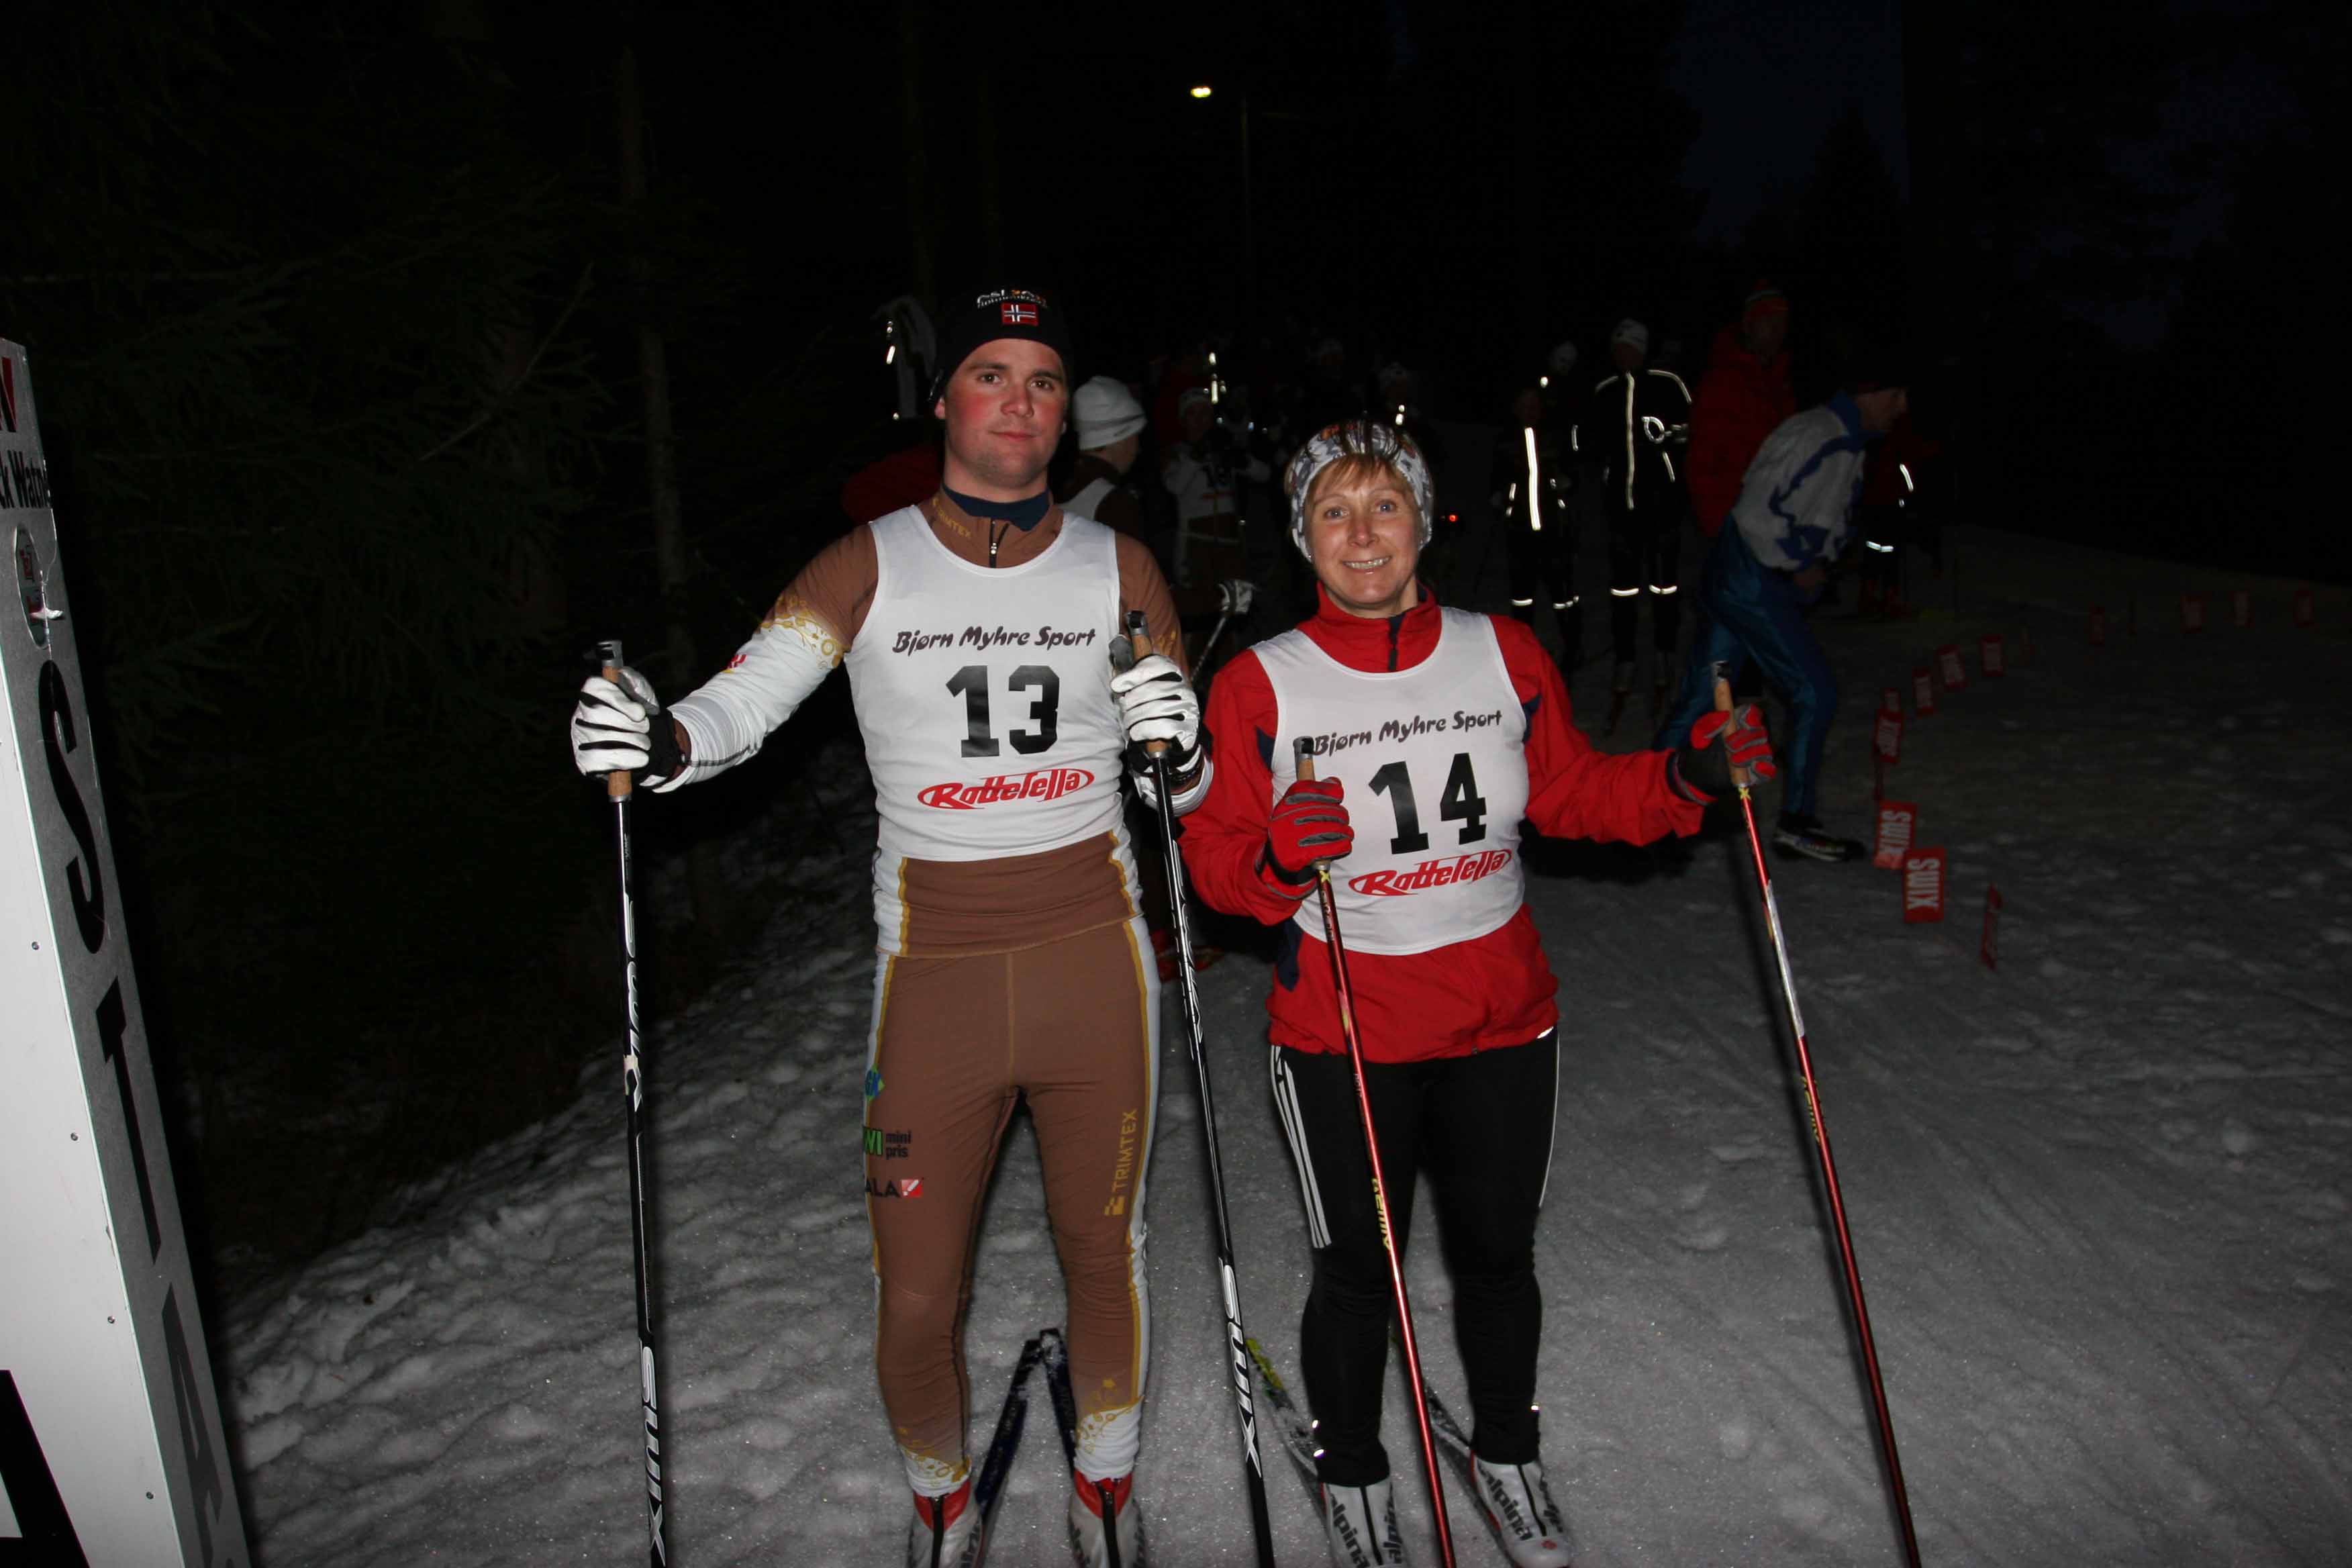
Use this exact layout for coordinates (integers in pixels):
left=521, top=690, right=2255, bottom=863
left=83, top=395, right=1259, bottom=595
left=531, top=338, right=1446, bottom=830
left=1114, top=534, right=1186, bottom=675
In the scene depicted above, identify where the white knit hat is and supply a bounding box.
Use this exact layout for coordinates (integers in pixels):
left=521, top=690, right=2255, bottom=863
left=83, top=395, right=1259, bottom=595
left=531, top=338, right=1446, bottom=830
left=1072, top=376, right=1146, bottom=450
left=1283, top=418, right=1435, bottom=560
left=1610, top=317, right=1649, bottom=353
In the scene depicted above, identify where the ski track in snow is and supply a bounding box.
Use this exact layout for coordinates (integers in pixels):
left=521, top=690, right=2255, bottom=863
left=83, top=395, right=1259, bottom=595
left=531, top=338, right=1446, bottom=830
left=225, top=519, right=2352, bottom=1565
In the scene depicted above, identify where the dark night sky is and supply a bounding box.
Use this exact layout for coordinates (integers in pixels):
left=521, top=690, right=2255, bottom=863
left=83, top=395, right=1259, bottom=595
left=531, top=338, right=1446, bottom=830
left=1669, top=0, right=1910, bottom=240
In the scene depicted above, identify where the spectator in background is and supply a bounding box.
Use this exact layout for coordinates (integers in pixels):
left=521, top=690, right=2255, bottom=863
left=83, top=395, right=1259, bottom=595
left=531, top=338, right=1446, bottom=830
left=1656, top=377, right=1910, bottom=863
left=1491, top=385, right=1580, bottom=672
left=1854, top=405, right=1941, bottom=617
left=1058, top=376, right=1150, bottom=540
left=1164, top=386, right=1269, bottom=600
left=1577, top=317, right=1692, bottom=729
left=1686, top=282, right=1795, bottom=538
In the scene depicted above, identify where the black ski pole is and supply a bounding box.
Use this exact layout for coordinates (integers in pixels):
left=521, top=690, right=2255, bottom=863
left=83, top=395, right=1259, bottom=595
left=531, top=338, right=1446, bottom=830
left=595, top=640, right=669, bottom=1567
left=1712, top=675, right=1921, bottom=1567
left=1124, top=612, right=1278, bottom=1567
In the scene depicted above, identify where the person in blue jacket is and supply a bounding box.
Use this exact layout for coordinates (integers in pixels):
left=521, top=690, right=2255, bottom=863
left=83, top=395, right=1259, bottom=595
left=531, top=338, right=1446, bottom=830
left=1655, top=379, right=1909, bottom=861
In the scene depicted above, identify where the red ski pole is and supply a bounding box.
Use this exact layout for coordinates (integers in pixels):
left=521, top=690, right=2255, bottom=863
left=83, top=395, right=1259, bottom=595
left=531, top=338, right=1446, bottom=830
left=1713, top=678, right=1922, bottom=1567
left=1293, top=740, right=1456, bottom=1568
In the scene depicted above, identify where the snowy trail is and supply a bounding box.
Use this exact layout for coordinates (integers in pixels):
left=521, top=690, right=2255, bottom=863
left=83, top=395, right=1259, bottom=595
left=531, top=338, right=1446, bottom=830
left=225, top=525, right=2352, bottom=1565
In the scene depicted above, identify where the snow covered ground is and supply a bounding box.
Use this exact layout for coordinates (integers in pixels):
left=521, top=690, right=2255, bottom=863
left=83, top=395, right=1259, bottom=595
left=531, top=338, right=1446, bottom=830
left=222, top=512, right=2352, bottom=1566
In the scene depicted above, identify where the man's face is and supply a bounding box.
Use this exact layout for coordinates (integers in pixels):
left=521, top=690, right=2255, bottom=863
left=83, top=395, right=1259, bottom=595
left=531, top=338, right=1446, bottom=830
left=1610, top=340, right=1645, bottom=373
left=1180, top=401, right=1213, bottom=444
left=1855, top=387, right=1908, bottom=433
left=1745, top=308, right=1789, bottom=362
left=1304, top=464, right=1422, bottom=620
left=934, top=337, right=1068, bottom=498
left=1512, top=389, right=1542, bottom=428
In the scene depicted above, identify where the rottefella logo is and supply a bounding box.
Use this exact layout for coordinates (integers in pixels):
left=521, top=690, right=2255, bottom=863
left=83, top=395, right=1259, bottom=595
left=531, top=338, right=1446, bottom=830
left=1348, top=849, right=1512, bottom=897
left=918, top=767, right=1093, bottom=811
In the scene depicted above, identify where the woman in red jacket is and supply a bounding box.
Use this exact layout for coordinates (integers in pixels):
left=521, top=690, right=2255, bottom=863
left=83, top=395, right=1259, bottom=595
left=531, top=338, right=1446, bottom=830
left=1180, top=418, right=1772, bottom=1567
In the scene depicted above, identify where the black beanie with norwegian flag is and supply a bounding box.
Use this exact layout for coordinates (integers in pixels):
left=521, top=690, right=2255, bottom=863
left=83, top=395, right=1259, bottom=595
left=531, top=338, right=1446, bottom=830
left=930, top=286, right=1078, bottom=405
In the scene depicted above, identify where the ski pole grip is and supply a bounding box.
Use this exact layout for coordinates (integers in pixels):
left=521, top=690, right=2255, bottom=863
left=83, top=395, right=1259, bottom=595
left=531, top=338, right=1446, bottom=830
left=1712, top=675, right=1748, bottom=790
left=1293, top=737, right=1317, bottom=784
left=1124, top=610, right=1168, bottom=757
left=597, top=638, right=634, bottom=801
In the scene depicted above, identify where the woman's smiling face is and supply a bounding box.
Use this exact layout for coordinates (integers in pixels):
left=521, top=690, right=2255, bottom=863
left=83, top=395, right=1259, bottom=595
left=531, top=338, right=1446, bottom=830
left=1304, top=460, right=1422, bottom=620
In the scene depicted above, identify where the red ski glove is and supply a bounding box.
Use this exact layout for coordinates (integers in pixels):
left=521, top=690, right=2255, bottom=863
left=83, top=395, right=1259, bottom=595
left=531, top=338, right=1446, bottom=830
left=1681, top=703, right=1777, bottom=795
left=1262, top=777, right=1352, bottom=891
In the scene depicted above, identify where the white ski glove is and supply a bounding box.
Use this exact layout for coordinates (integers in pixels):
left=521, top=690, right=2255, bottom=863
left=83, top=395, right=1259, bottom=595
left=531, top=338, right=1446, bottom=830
left=1218, top=579, right=1256, bottom=616
left=571, top=666, right=685, bottom=789
left=1110, top=653, right=1201, bottom=773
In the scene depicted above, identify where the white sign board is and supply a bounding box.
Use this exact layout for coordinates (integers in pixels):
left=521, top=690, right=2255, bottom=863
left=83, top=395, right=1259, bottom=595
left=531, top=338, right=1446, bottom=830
left=0, top=338, right=248, bottom=1564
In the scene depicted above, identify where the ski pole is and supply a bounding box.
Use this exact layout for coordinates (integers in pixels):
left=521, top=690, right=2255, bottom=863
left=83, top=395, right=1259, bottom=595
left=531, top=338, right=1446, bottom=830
left=1124, top=613, right=1278, bottom=1567
left=596, top=640, right=669, bottom=1567
left=1712, top=675, right=1921, bottom=1567
left=1293, top=739, right=1457, bottom=1568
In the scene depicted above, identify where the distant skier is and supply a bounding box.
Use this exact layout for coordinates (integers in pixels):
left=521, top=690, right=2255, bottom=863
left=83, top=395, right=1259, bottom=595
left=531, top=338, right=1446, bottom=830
left=1655, top=377, right=1911, bottom=862
left=571, top=286, right=1199, bottom=1568
left=1686, top=281, right=1794, bottom=540
left=1489, top=385, right=1579, bottom=671
left=1575, top=318, right=1692, bottom=728
left=1179, top=418, right=1773, bottom=1567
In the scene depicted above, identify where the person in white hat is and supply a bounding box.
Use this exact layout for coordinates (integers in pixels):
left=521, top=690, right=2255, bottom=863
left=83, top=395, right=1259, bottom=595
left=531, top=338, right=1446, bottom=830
left=1058, top=375, right=1148, bottom=538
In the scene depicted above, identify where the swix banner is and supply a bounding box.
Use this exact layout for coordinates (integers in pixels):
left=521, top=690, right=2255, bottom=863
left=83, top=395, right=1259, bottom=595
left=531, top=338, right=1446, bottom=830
left=1873, top=799, right=1918, bottom=872
left=1873, top=707, right=1903, bottom=767
left=2181, top=593, right=2206, bottom=633
left=2088, top=605, right=2106, bottom=646
left=0, top=338, right=248, bottom=1566
left=1912, top=666, right=1936, bottom=715
left=2294, top=589, right=2315, bottom=628
left=1902, top=847, right=1947, bottom=924
left=2231, top=589, right=2251, bottom=628
left=1979, top=634, right=2005, bottom=679
left=1937, top=644, right=1966, bottom=692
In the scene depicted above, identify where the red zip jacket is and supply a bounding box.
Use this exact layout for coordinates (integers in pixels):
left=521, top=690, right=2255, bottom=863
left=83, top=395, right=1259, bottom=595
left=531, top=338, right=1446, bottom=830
left=1181, top=589, right=1706, bottom=1062
left=1686, top=326, right=1795, bottom=536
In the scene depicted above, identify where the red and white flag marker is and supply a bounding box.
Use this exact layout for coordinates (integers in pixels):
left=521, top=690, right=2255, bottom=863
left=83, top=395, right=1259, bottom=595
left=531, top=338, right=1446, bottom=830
left=2294, top=588, right=2315, bottom=628
left=1912, top=665, right=1936, bottom=716
left=1882, top=685, right=1902, bottom=714
left=1902, top=847, right=1947, bottom=924
left=2231, top=589, right=2251, bottom=628
left=1980, top=885, right=2004, bottom=970
left=1979, top=633, right=2006, bottom=679
left=2181, top=592, right=2207, bottom=634
left=1937, top=643, right=1967, bottom=692
left=2089, top=605, right=2107, bottom=646
left=1873, top=799, right=1918, bottom=871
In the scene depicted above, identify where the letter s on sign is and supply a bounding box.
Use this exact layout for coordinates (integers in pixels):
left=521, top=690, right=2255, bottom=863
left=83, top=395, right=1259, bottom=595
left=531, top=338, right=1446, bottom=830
left=38, top=660, right=105, bottom=954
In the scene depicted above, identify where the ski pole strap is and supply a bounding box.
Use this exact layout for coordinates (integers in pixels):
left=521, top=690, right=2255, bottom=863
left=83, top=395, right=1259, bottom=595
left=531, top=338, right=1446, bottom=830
left=1291, top=740, right=1330, bottom=875
left=1123, top=611, right=1169, bottom=759
left=598, top=638, right=634, bottom=801
left=1711, top=674, right=1749, bottom=793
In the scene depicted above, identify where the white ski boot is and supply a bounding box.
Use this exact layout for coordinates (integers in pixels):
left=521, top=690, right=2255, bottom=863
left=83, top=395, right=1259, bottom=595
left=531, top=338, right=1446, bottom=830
left=1471, top=1454, right=1574, bottom=1567
left=1066, top=1467, right=1142, bottom=1567
left=906, top=1477, right=985, bottom=1568
left=1319, top=1475, right=1408, bottom=1566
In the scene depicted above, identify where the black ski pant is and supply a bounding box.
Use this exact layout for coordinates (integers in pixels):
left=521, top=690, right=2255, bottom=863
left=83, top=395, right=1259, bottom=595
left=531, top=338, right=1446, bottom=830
left=1269, top=1032, right=1558, bottom=1485
left=1606, top=493, right=1681, bottom=670
left=1506, top=519, right=1580, bottom=665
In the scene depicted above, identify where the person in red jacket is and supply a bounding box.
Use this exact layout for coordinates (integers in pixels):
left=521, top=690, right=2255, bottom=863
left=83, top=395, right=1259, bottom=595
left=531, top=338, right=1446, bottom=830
left=1685, top=282, right=1795, bottom=537
left=1180, top=418, right=1773, bottom=1568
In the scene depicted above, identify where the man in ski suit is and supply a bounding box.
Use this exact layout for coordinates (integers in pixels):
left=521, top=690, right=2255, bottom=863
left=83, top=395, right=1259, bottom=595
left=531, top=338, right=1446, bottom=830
left=1655, top=380, right=1910, bottom=862
left=571, top=286, right=1200, bottom=1568
left=1575, top=318, right=1692, bottom=726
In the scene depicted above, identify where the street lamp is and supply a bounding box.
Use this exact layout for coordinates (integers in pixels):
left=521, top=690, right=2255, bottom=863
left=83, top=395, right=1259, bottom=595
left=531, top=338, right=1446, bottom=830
left=1186, top=82, right=1254, bottom=325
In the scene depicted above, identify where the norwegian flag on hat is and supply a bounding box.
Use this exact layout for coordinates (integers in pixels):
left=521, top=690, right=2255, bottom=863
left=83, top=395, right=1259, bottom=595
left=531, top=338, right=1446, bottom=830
left=1001, top=301, right=1037, bottom=326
